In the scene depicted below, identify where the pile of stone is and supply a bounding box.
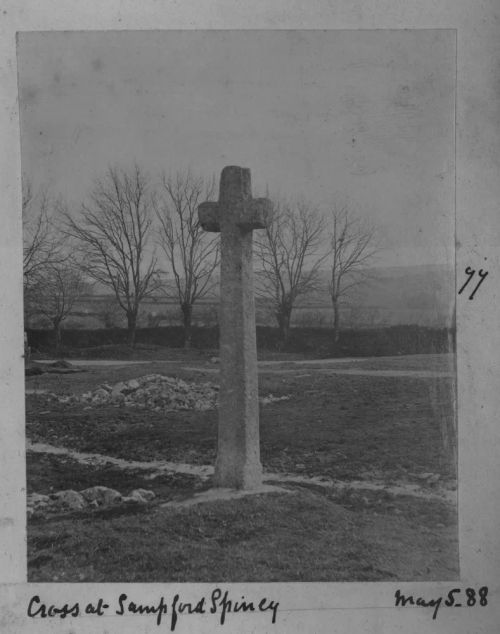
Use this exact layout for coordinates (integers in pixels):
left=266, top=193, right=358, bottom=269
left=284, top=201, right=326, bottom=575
left=52, top=374, right=290, bottom=412
left=27, top=485, right=155, bottom=517
left=56, top=374, right=219, bottom=411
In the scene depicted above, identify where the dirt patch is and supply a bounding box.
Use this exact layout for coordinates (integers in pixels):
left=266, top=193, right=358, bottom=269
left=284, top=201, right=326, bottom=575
left=27, top=441, right=214, bottom=480
left=27, top=440, right=456, bottom=504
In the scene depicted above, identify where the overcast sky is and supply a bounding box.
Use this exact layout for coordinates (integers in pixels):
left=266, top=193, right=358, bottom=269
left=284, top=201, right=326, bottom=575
left=17, top=29, right=455, bottom=267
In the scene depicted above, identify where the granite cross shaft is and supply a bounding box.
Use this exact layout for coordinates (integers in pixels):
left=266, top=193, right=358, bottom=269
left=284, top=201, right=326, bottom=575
left=198, top=166, right=272, bottom=489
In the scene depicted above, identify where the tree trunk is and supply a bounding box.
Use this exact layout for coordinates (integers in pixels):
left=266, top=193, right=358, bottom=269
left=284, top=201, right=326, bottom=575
left=53, top=319, right=62, bottom=354
left=181, top=302, right=193, bottom=349
left=332, top=299, right=340, bottom=343
left=276, top=305, right=292, bottom=348
left=126, top=311, right=137, bottom=347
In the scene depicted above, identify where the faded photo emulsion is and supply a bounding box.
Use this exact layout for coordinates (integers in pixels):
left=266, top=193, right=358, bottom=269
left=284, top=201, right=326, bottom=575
left=19, top=29, right=457, bottom=583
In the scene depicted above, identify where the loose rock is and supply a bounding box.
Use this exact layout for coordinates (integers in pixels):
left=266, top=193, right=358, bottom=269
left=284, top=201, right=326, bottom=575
left=27, top=492, right=51, bottom=509
left=50, top=490, right=86, bottom=511
left=81, top=486, right=122, bottom=506
left=130, top=488, right=155, bottom=502
left=27, top=485, right=157, bottom=517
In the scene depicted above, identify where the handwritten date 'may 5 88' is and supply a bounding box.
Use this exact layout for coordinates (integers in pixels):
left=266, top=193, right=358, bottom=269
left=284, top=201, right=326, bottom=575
left=395, top=586, right=489, bottom=620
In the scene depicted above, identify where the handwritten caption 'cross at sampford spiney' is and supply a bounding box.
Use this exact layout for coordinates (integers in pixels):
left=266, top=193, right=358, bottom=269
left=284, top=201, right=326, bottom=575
left=27, top=588, right=279, bottom=630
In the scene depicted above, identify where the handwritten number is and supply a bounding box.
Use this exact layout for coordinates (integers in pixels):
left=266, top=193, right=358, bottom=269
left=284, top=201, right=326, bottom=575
left=469, top=269, right=488, bottom=300
left=478, top=586, right=488, bottom=606
left=458, top=267, right=489, bottom=300
left=465, top=588, right=476, bottom=607
left=458, top=267, right=475, bottom=295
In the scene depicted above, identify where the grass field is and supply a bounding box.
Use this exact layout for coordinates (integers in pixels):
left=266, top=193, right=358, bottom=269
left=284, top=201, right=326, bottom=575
left=25, top=349, right=458, bottom=582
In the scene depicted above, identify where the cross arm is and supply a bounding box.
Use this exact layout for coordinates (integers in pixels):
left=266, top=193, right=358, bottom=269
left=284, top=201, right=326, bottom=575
left=198, top=201, right=221, bottom=232
left=238, top=198, right=273, bottom=231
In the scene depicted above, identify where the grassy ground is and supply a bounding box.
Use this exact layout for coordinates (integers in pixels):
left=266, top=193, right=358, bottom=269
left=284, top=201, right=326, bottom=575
left=25, top=348, right=458, bottom=582
left=28, top=488, right=457, bottom=583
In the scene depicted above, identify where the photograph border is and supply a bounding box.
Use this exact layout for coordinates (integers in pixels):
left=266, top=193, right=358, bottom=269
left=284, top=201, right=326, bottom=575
left=1, top=1, right=499, bottom=632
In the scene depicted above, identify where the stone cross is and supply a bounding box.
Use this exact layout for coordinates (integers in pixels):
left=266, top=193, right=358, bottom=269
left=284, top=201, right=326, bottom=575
left=198, top=166, right=272, bottom=489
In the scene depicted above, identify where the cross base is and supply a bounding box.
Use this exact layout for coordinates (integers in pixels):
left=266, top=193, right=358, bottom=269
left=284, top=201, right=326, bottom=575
left=213, top=457, right=263, bottom=490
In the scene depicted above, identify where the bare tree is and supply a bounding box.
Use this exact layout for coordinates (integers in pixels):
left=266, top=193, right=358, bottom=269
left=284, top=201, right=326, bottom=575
left=327, top=202, right=380, bottom=342
left=255, top=198, right=326, bottom=345
left=63, top=164, right=160, bottom=346
left=155, top=170, right=219, bottom=348
left=22, top=180, right=65, bottom=292
left=28, top=259, right=87, bottom=352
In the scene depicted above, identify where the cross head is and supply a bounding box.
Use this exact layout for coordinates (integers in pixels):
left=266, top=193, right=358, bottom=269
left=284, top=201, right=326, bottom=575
left=198, top=165, right=272, bottom=233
